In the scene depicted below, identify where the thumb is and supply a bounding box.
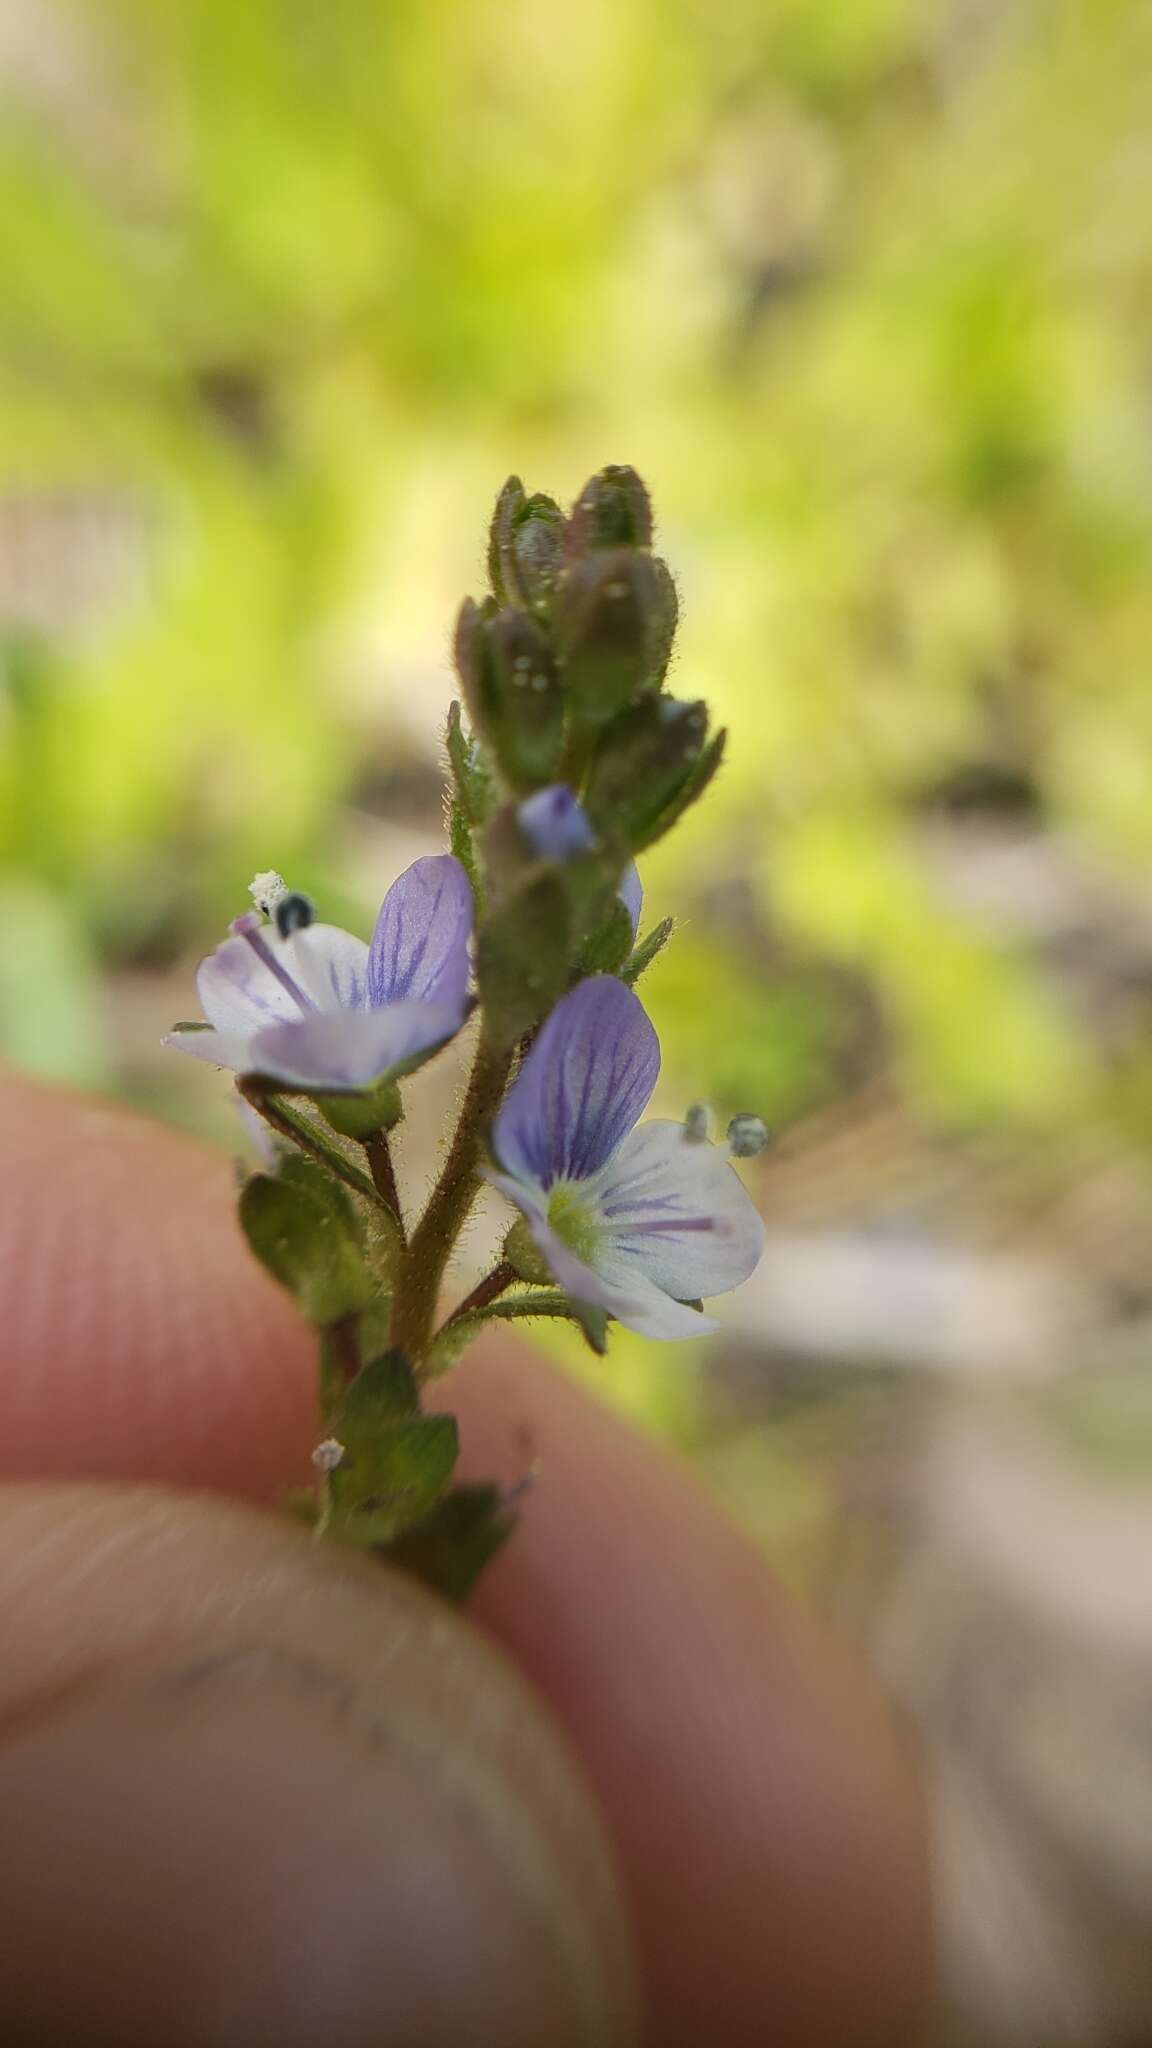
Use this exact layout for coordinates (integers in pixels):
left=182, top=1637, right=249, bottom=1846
left=0, top=1480, right=635, bottom=2048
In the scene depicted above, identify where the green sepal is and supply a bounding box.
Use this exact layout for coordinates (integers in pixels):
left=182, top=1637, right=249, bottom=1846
left=488, top=475, right=565, bottom=613
left=455, top=601, right=564, bottom=793
left=503, top=1218, right=552, bottom=1285
left=632, top=726, right=726, bottom=852
left=476, top=872, right=573, bottom=1043
left=238, top=1158, right=375, bottom=1327
left=621, top=915, right=675, bottom=986
left=381, top=1483, right=518, bottom=1602
left=583, top=696, right=711, bottom=851
left=317, top=1081, right=401, bottom=1141
left=571, top=1301, right=610, bottom=1355
left=326, top=1349, right=459, bottom=1546
left=487, top=475, right=523, bottom=604
left=567, top=465, right=653, bottom=552
left=577, top=896, right=635, bottom=978
left=500, top=1227, right=609, bottom=1354
left=445, top=699, right=497, bottom=829
left=556, top=549, right=673, bottom=729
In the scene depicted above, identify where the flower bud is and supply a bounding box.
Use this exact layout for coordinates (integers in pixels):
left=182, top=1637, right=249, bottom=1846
left=454, top=598, right=565, bottom=792
left=727, top=1114, right=770, bottom=1158
left=583, top=694, right=714, bottom=849
left=487, top=474, right=565, bottom=613
left=556, top=548, right=674, bottom=728
left=567, top=464, right=653, bottom=553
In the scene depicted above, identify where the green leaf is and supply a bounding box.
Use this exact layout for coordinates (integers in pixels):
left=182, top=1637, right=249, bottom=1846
left=328, top=1414, right=460, bottom=1546
left=381, top=1483, right=518, bottom=1602
left=335, top=1347, right=420, bottom=1435
left=324, top=1351, right=458, bottom=1545
left=621, top=916, right=675, bottom=985
left=238, top=1159, right=375, bottom=1326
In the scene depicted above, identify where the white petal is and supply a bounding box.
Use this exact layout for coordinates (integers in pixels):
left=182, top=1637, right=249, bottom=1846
left=488, top=1171, right=719, bottom=1342
left=588, top=1118, right=765, bottom=1301
left=162, top=1027, right=252, bottom=1072
left=285, top=924, right=370, bottom=1014
left=196, top=934, right=303, bottom=1035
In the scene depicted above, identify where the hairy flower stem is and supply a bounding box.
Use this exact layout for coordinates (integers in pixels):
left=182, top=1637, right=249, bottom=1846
left=436, top=1260, right=516, bottom=1339
left=363, top=1131, right=405, bottom=1242
left=238, top=1084, right=381, bottom=1206
left=390, top=1034, right=515, bottom=1367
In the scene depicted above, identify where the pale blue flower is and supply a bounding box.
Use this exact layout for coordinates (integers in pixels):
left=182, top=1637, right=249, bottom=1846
left=165, top=855, right=473, bottom=1091
left=490, top=976, right=764, bottom=1339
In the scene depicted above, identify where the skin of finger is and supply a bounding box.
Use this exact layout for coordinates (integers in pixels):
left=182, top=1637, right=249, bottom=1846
left=0, top=1073, right=932, bottom=2043
left=0, top=1482, right=636, bottom=2048
left=445, top=1349, right=933, bottom=2048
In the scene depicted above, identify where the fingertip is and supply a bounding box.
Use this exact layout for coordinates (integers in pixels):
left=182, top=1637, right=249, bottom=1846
left=442, top=1338, right=932, bottom=2048
left=0, top=1482, right=636, bottom=2048
left=0, top=1074, right=317, bottom=1497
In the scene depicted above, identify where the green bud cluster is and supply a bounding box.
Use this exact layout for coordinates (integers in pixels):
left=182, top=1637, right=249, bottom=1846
left=450, top=465, right=725, bottom=1042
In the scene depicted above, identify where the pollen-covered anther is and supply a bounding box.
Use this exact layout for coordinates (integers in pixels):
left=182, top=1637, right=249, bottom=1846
left=727, top=1114, right=770, bottom=1158
left=311, top=1437, right=345, bottom=1473
left=274, top=891, right=315, bottom=938
left=683, top=1102, right=710, bottom=1144
left=249, top=870, right=290, bottom=917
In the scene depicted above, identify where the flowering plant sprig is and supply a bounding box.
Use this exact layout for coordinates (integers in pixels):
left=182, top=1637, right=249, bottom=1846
left=167, top=467, right=767, bottom=1597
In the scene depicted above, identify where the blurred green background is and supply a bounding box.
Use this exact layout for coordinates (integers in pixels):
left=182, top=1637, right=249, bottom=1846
left=6, top=6, right=1152, bottom=2028
left=6, top=0, right=1152, bottom=1381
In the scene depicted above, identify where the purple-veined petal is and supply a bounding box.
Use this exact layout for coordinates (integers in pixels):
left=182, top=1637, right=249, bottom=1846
left=589, top=1118, right=765, bottom=1300
left=244, top=999, right=463, bottom=1091
left=162, top=1025, right=254, bottom=1072
left=517, top=785, right=596, bottom=861
left=367, top=855, right=473, bottom=1011
left=492, top=975, right=659, bottom=1186
left=196, top=932, right=307, bottom=1035
left=618, top=862, right=643, bottom=936
left=489, top=1172, right=718, bottom=1341
left=286, top=924, right=370, bottom=1014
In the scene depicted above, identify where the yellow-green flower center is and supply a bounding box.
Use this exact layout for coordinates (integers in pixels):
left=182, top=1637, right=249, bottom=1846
left=546, top=1181, right=603, bottom=1265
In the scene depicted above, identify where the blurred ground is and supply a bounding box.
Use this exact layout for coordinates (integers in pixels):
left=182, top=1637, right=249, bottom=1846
left=4, top=2, right=1152, bottom=2040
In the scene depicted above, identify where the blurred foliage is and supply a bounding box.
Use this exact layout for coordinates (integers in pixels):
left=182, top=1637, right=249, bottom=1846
left=3, top=0, right=1152, bottom=1145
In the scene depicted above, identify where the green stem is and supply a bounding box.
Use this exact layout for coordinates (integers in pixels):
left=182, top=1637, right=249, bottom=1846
left=390, top=1034, right=515, bottom=1366
left=238, top=1084, right=381, bottom=1206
